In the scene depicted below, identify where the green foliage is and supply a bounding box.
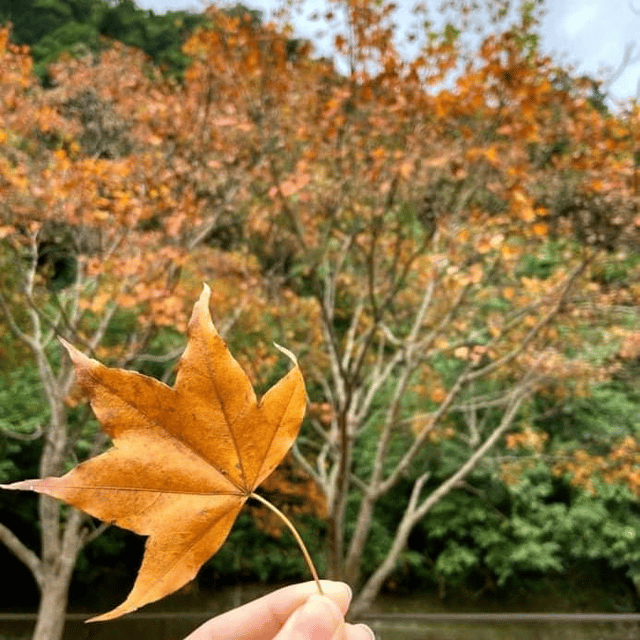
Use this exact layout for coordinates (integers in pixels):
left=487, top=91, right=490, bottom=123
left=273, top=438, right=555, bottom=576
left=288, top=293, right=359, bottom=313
left=369, top=345, right=640, bottom=598
left=541, top=380, right=640, bottom=455
left=406, top=457, right=640, bottom=597
left=98, top=0, right=203, bottom=74
left=556, top=482, right=640, bottom=588
left=0, top=365, right=45, bottom=588
left=30, top=21, right=100, bottom=69
left=0, top=365, right=48, bottom=483
left=516, top=240, right=562, bottom=279
left=0, top=0, right=205, bottom=80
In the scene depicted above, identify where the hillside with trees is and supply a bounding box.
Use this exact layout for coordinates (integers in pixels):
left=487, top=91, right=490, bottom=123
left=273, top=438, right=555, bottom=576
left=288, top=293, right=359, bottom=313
left=0, top=0, right=639, bottom=638
left=0, top=0, right=204, bottom=79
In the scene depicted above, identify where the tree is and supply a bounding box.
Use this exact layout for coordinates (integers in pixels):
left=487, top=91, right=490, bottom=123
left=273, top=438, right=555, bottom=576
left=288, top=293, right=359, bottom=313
left=0, top=26, right=267, bottom=640
left=0, top=0, right=204, bottom=79
left=0, top=0, right=639, bottom=633
left=164, top=0, right=639, bottom=615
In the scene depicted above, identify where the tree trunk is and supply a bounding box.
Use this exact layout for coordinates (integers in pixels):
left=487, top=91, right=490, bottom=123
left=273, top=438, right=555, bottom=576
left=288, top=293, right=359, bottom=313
left=349, top=389, right=530, bottom=617
left=350, top=510, right=414, bottom=618
left=32, top=570, right=72, bottom=640
left=325, top=513, right=343, bottom=580
left=32, top=506, right=84, bottom=640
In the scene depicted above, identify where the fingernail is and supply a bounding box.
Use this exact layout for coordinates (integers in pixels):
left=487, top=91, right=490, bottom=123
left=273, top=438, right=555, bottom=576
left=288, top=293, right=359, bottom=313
left=293, top=595, right=342, bottom=639
left=356, top=623, right=376, bottom=640
left=345, top=583, right=353, bottom=604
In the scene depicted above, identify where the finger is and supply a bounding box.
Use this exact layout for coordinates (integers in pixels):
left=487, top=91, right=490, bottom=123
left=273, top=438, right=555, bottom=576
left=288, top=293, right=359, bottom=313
left=273, top=594, right=343, bottom=640
left=184, top=581, right=351, bottom=640
left=345, top=623, right=376, bottom=640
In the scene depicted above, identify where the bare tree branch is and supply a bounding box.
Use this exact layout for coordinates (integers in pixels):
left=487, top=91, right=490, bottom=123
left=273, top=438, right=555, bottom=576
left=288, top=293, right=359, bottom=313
left=466, top=258, right=589, bottom=382
left=0, top=290, right=37, bottom=350
left=0, top=521, right=43, bottom=587
left=602, top=40, right=640, bottom=95
left=351, top=380, right=533, bottom=616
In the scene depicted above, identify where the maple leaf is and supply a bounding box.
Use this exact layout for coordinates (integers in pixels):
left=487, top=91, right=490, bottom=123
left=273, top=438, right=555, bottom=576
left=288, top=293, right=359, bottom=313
left=1, top=285, right=307, bottom=621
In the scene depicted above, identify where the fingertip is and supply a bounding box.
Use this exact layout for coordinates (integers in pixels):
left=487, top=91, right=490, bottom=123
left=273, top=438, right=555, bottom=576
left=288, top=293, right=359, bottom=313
left=356, top=623, right=376, bottom=640
left=307, top=593, right=343, bottom=618
left=280, top=595, right=342, bottom=640
left=316, top=580, right=352, bottom=614
left=345, top=622, right=376, bottom=640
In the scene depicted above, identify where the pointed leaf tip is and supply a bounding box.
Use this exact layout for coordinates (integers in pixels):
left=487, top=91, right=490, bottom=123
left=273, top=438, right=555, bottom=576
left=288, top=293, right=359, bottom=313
left=1, top=480, right=36, bottom=492
left=58, top=336, right=93, bottom=368
left=58, top=336, right=73, bottom=355
left=200, top=282, right=211, bottom=300
left=58, top=336, right=80, bottom=359
left=190, top=283, right=215, bottom=331
left=273, top=342, right=299, bottom=367
left=86, top=605, right=133, bottom=623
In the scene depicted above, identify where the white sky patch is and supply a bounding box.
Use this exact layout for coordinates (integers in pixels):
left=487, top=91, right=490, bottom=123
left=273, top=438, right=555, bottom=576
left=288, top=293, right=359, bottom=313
left=562, top=4, right=598, bottom=39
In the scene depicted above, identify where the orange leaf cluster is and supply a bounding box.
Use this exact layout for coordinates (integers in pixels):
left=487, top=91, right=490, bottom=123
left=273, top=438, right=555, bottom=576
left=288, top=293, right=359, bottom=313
left=554, top=437, right=640, bottom=497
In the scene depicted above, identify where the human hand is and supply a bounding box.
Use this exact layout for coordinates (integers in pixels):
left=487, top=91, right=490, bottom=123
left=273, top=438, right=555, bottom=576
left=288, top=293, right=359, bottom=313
left=184, top=580, right=374, bottom=640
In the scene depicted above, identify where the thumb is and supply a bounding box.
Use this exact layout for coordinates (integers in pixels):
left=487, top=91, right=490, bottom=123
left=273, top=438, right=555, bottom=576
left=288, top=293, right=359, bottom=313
left=275, top=594, right=344, bottom=640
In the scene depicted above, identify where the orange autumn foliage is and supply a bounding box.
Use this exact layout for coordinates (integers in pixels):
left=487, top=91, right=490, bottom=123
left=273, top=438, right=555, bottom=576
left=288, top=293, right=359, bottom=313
left=554, top=436, right=640, bottom=498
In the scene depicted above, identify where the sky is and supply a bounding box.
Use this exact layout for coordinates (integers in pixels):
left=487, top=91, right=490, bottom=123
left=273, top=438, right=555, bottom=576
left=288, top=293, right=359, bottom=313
left=136, top=0, right=640, bottom=104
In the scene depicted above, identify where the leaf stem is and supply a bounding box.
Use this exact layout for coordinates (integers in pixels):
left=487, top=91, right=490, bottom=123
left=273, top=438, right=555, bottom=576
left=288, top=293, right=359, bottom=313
left=249, top=492, right=324, bottom=596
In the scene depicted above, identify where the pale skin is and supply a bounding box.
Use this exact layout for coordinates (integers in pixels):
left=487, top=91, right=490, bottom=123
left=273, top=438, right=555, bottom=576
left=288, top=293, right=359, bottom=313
left=184, top=581, right=375, bottom=640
